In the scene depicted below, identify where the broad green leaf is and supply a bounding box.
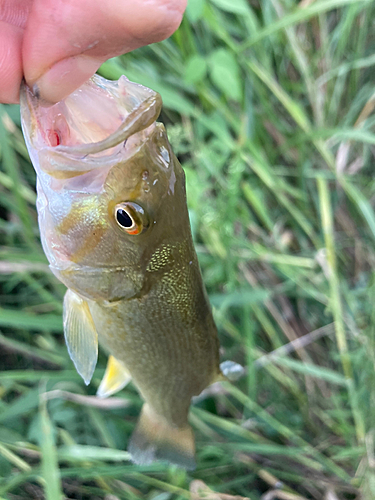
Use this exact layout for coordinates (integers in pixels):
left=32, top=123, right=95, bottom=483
left=209, top=49, right=242, bottom=102
left=186, top=0, right=206, bottom=22
left=184, top=55, right=207, bottom=85
left=209, top=0, right=250, bottom=15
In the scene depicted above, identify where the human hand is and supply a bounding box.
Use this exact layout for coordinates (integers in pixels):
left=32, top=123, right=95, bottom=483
left=1, top=0, right=186, bottom=104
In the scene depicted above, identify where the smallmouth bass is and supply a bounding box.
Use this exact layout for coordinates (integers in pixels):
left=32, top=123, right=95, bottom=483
left=20, top=75, right=224, bottom=469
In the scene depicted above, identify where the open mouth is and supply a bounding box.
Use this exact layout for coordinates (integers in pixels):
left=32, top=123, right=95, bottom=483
left=21, top=75, right=162, bottom=159
left=32, top=79, right=126, bottom=149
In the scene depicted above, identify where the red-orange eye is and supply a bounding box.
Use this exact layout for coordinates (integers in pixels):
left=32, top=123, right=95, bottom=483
left=114, top=202, right=149, bottom=235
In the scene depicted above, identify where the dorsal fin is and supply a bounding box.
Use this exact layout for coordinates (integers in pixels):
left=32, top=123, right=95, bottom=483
left=63, top=289, right=98, bottom=385
left=97, top=355, right=132, bottom=398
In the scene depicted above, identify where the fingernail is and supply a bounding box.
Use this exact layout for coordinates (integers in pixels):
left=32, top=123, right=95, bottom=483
left=33, top=55, right=102, bottom=104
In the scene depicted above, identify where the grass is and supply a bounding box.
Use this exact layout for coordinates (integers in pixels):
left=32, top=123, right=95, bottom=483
left=0, top=0, right=375, bottom=498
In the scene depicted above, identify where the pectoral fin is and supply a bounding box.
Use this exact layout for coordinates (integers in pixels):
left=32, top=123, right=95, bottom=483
left=63, top=289, right=98, bottom=385
left=97, top=355, right=132, bottom=398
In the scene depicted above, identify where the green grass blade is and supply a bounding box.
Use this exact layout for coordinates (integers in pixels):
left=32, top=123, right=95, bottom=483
left=317, top=177, right=365, bottom=442
left=39, top=399, right=64, bottom=500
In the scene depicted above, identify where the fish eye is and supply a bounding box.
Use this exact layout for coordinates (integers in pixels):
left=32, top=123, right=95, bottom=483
left=114, top=202, right=149, bottom=235
left=116, top=208, right=134, bottom=229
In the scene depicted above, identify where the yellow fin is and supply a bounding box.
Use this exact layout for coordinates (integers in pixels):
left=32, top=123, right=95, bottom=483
left=63, top=289, right=98, bottom=385
left=128, top=404, right=196, bottom=470
left=97, top=355, right=132, bottom=398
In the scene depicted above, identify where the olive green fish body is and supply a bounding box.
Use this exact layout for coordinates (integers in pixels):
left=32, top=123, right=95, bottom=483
left=89, top=237, right=220, bottom=428
left=20, top=75, right=221, bottom=469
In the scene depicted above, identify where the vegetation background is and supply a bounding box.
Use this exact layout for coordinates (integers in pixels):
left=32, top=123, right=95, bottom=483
left=0, top=0, right=374, bottom=498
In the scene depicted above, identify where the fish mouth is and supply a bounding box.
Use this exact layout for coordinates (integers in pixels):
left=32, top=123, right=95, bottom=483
left=20, top=75, right=162, bottom=174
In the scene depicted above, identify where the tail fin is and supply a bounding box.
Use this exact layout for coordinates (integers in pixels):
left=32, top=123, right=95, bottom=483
left=128, top=404, right=196, bottom=470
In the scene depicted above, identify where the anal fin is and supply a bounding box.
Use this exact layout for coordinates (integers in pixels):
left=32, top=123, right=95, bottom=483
left=128, top=404, right=196, bottom=470
left=97, top=355, right=132, bottom=398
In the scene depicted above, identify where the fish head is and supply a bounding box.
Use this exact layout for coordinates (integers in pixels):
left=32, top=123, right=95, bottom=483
left=21, top=75, right=189, bottom=302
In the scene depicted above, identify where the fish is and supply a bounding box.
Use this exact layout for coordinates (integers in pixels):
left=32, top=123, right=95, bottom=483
left=20, top=74, right=225, bottom=470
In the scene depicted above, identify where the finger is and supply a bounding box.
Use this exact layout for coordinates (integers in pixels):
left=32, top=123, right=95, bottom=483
left=23, top=0, right=186, bottom=103
left=0, top=22, right=24, bottom=103
left=0, top=0, right=33, bottom=29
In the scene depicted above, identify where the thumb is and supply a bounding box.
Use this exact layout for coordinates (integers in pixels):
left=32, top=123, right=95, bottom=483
left=23, top=0, right=186, bottom=103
